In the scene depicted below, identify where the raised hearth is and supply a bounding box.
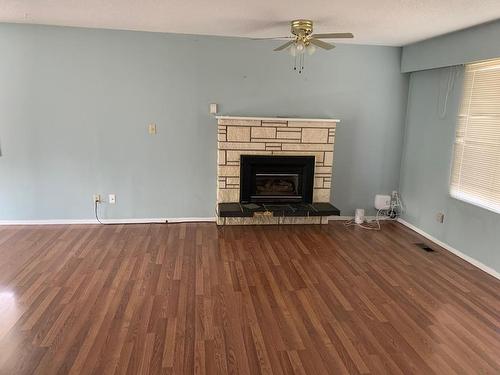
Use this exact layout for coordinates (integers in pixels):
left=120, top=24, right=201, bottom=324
left=218, top=202, right=339, bottom=217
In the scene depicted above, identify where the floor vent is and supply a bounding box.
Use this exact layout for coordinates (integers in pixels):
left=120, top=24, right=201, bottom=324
left=414, top=243, right=435, bottom=252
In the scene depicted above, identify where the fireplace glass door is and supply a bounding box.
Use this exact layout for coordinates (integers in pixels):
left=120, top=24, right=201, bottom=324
left=240, top=155, right=315, bottom=204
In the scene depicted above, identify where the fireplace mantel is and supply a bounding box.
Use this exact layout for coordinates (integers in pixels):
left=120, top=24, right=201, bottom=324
left=216, top=115, right=340, bottom=123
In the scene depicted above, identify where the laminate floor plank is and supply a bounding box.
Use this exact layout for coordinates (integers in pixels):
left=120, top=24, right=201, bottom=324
left=0, top=222, right=498, bottom=374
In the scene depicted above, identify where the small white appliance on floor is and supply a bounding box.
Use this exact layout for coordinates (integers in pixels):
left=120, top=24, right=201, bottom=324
left=374, top=194, right=391, bottom=210
left=354, top=208, right=365, bottom=224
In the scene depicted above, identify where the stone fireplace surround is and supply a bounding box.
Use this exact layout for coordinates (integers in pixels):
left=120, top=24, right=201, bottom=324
left=216, top=116, right=339, bottom=225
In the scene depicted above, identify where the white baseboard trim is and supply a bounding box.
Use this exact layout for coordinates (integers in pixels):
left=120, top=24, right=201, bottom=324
left=397, top=218, right=500, bottom=280
left=328, top=215, right=391, bottom=221
left=0, top=217, right=216, bottom=226
left=2, top=216, right=383, bottom=225
left=166, top=217, right=216, bottom=223
left=328, top=215, right=352, bottom=221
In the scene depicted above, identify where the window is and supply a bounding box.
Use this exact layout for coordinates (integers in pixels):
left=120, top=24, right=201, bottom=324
left=450, top=58, right=500, bottom=213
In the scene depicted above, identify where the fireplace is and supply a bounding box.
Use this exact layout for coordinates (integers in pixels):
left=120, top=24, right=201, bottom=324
left=240, top=155, right=315, bottom=204
left=216, top=116, right=340, bottom=225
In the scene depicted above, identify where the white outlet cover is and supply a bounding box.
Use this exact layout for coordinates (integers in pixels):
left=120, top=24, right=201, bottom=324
left=109, top=194, right=116, bottom=204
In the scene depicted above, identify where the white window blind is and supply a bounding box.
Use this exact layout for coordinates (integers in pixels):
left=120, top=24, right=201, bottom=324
left=450, top=58, right=500, bottom=214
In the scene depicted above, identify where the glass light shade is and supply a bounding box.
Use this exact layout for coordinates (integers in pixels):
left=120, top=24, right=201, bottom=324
left=289, top=44, right=297, bottom=56
left=296, top=41, right=305, bottom=54
left=306, top=44, right=316, bottom=55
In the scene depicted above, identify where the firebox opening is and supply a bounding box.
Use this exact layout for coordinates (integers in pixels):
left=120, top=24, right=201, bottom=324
left=240, top=155, right=315, bottom=204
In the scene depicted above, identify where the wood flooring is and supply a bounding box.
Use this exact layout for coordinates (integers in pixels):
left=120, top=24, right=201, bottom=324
left=0, top=222, right=498, bottom=374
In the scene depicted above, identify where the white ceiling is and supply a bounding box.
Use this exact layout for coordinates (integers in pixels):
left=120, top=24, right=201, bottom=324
left=1, top=0, right=499, bottom=46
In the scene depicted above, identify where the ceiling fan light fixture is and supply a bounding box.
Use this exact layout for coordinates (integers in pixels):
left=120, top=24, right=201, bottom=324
left=306, top=44, right=316, bottom=55
left=271, top=19, right=354, bottom=73
left=295, top=40, right=305, bottom=54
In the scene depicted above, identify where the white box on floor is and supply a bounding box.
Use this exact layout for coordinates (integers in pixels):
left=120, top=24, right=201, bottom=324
left=375, top=194, right=391, bottom=210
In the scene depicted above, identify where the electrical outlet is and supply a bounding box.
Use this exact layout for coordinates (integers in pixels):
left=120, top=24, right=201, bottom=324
left=436, top=212, right=445, bottom=223
left=148, top=123, right=157, bottom=135
left=109, top=194, right=116, bottom=204
left=93, top=194, right=101, bottom=203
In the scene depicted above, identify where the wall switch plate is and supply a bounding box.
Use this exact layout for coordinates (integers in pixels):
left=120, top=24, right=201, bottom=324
left=148, top=123, right=157, bottom=135
left=436, top=212, right=445, bottom=223
left=93, top=194, right=101, bottom=203
left=109, top=194, right=116, bottom=204
left=209, top=103, right=218, bottom=114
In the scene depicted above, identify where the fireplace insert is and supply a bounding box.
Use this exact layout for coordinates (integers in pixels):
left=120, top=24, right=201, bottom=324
left=240, top=155, right=315, bottom=203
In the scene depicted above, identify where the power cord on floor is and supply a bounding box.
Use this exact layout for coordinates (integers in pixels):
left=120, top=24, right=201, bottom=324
left=344, top=193, right=404, bottom=231
left=344, top=209, right=384, bottom=231
left=94, top=200, right=199, bottom=225
left=94, top=200, right=104, bottom=224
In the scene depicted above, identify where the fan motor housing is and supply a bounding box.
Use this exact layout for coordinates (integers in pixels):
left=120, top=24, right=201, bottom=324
left=291, top=19, right=313, bottom=37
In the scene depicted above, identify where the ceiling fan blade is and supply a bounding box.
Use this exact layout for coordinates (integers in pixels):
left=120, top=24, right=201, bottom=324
left=251, top=36, right=293, bottom=40
left=273, top=40, right=294, bottom=51
left=310, top=39, right=335, bottom=50
left=310, top=32, right=354, bottom=39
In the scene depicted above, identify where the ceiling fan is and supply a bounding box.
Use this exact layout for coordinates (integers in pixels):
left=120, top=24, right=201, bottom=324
left=268, top=19, right=354, bottom=73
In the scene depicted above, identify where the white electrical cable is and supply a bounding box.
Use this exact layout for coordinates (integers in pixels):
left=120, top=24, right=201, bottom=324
left=343, top=209, right=383, bottom=230
left=392, top=191, right=404, bottom=216
left=94, top=200, right=104, bottom=224
left=94, top=200, right=168, bottom=225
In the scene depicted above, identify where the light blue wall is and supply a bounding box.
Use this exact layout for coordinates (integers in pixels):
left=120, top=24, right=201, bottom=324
left=401, top=20, right=500, bottom=73
left=400, top=21, right=500, bottom=273
left=399, top=67, right=500, bottom=272
left=0, top=23, right=408, bottom=220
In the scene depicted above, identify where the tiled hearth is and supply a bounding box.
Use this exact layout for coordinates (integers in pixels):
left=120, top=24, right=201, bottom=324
left=216, top=116, right=339, bottom=225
